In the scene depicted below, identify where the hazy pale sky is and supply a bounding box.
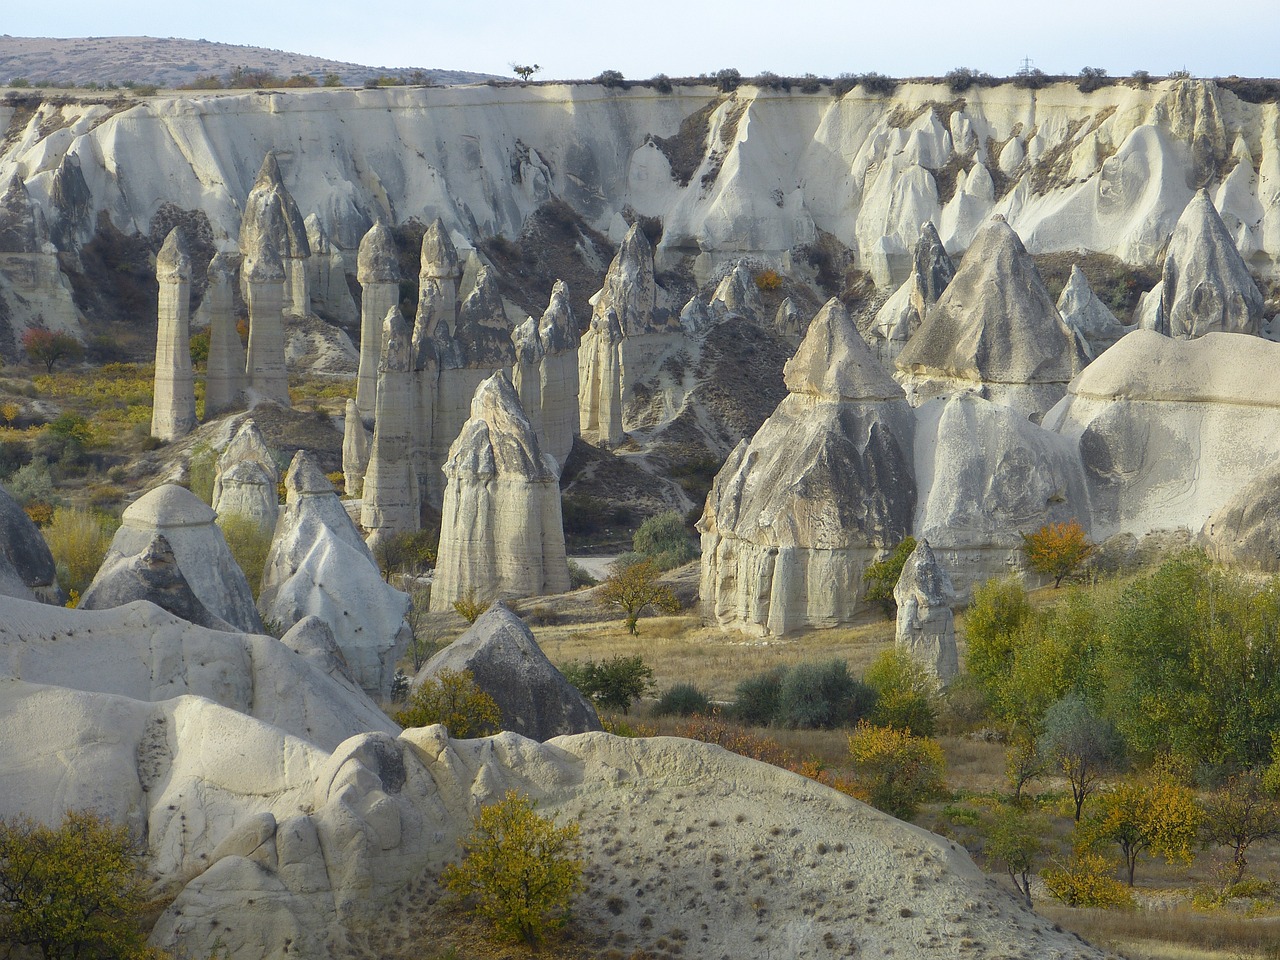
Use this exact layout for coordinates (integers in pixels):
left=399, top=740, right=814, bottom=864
left=6, top=0, right=1278, bottom=80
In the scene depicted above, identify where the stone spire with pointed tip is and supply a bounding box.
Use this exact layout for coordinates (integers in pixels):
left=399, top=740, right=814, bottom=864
left=537, top=280, right=580, bottom=467
left=362, top=307, right=420, bottom=548
left=511, top=316, right=545, bottom=445
left=355, top=221, right=400, bottom=419
left=1057, top=265, right=1128, bottom=358
left=1162, top=189, right=1264, bottom=339
left=305, top=213, right=357, bottom=324
left=342, top=398, right=370, bottom=499
left=239, top=151, right=311, bottom=314
left=909, top=221, right=955, bottom=325
left=893, top=538, right=958, bottom=683
left=242, top=219, right=290, bottom=404
left=151, top=229, right=197, bottom=441
left=430, top=371, right=570, bottom=611
left=203, top=251, right=245, bottom=416
left=211, top=418, right=280, bottom=534
left=410, top=219, right=462, bottom=500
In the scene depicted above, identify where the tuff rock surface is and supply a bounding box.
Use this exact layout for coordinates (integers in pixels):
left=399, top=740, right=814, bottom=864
left=413, top=603, right=601, bottom=741
left=151, top=228, right=197, bottom=440
left=355, top=221, right=400, bottom=419
left=1056, top=264, right=1129, bottom=358
left=893, top=538, right=958, bottom=682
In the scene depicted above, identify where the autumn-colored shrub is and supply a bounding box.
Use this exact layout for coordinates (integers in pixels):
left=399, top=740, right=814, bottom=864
left=43, top=507, right=118, bottom=596
left=394, top=669, right=501, bottom=738
left=846, top=722, right=946, bottom=819
left=1042, top=850, right=1135, bottom=908
left=754, top=268, right=783, bottom=291
left=1020, top=518, right=1094, bottom=587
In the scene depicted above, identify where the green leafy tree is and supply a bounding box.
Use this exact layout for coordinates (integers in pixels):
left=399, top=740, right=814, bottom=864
left=864, top=647, right=939, bottom=735
left=561, top=655, right=654, bottom=713
left=1200, top=770, right=1280, bottom=885
left=442, top=790, right=583, bottom=948
left=394, top=669, right=501, bottom=737
left=511, top=63, right=541, bottom=82
left=1079, top=757, right=1201, bottom=886
left=22, top=328, right=83, bottom=373
left=599, top=560, right=679, bottom=635
left=861, top=536, right=916, bottom=616
left=632, top=510, right=696, bottom=571
left=982, top=802, right=1049, bottom=907
left=961, top=577, right=1033, bottom=699
left=1020, top=519, right=1094, bottom=588
left=846, top=722, right=946, bottom=819
left=1039, top=693, right=1122, bottom=821
left=0, top=809, right=164, bottom=960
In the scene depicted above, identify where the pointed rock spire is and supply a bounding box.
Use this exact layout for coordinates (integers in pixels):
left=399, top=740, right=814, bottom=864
left=893, top=538, right=958, bottom=682
left=355, top=221, right=400, bottom=419
left=784, top=299, right=902, bottom=401
left=592, top=222, right=658, bottom=336
left=537, top=280, right=580, bottom=467
left=361, top=306, right=420, bottom=547
left=342, top=398, right=370, bottom=499
left=1057, top=265, right=1128, bottom=357
left=1161, top=189, right=1264, bottom=339
left=909, top=221, right=955, bottom=323
left=151, top=229, right=197, bottom=441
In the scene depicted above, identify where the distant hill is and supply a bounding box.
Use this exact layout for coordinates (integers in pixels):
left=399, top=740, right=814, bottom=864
left=0, top=35, right=496, bottom=88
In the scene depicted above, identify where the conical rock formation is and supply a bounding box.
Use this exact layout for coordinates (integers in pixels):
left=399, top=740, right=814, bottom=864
left=151, top=229, right=197, bottom=441
left=1057, top=265, right=1129, bottom=358
left=893, top=538, right=958, bottom=682
left=355, top=221, right=400, bottom=419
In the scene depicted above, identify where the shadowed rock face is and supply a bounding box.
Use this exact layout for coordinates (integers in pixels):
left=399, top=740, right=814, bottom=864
left=204, top=251, right=245, bottom=416
left=0, top=175, right=40, bottom=253
left=893, top=538, right=957, bottom=682
left=536, top=280, right=580, bottom=467
left=0, top=484, right=62, bottom=603
left=1057, top=265, right=1128, bottom=358
left=896, top=218, right=1087, bottom=419
left=413, top=602, right=601, bottom=740
left=430, top=372, right=570, bottom=611
left=80, top=534, right=234, bottom=630
left=593, top=222, right=660, bottom=337
left=909, top=221, right=955, bottom=324
left=1161, top=189, right=1264, bottom=339
left=700, top=300, right=916, bottom=636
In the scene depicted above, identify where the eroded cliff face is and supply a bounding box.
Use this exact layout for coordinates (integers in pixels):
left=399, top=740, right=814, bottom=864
left=1, top=79, right=1277, bottom=309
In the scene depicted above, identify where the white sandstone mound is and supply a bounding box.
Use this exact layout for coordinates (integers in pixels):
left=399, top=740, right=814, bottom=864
left=896, top=218, right=1088, bottom=420
left=414, top=603, right=601, bottom=740
left=150, top=228, right=197, bottom=441
left=80, top=533, right=234, bottom=631
left=914, top=394, right=1091, bottom=598
left=304, top=213, right=357, bottom=325
left=211, top=418, right=280, bottom=535
left=1201, top=461, right=1280, bottom=573
left=430, top=372, right=570, bottom=612
left=700, top=299, right=916, bottom=635
left=1056, top=265, right=1129, bottom=358
left=893, top=538, right=958, bottom=683
left=1045, top=329, right=1280, bottom=540
left=355, top=221, right=400, bottom=419
left=260, top=451, right=409, bottom=702
left=96, top=483, right=264, bottom=633
left=1161, top=189, right=1265, bottom=338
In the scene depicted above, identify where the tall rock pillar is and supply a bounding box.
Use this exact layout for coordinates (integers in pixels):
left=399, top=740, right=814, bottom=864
left=151, top=229, right=197, bottom=441
left=537, top=280, right=580, bottom=468
left=203, top=251, right=245, bottom=416
left=355, top=222, right=400, bottom=420
left=361, top=307, right=420, bottom=550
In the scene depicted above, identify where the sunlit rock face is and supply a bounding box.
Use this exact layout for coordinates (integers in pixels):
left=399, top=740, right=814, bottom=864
left=430, top=372, right=570, bottom=612
left=151, top=228, right=197, bottom=441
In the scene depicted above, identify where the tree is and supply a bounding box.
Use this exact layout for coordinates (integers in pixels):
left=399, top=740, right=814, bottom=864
left=982, top=802, right=1049, bottom=907
left=1005, top=730, right=1045, bottom=804
left=511, top=63, right=541, bottom=83
left=0, top=809, right=163, bottom=960
left=864, top=647, right=939, bottom=735
left=862, top=536, right=916, bottom=616
left=632, top=510, right=696, bottom=571
left=442, top=790, right=583, bottom=948
left=21, top=328, right=83, bottom=373
left=962, top=577, right=1033, bottom=695
left=599, top=560, right=679, bottom=635
left=846, top=722, right=946, bottom=820
left=1039, top=693, right=1121, bottom=821
left=713, top=67, right=741, bottom=92
left=561, top=655, right=654, bottom=713
left=1200, top=771, right=1280, bottom=885
left=1080, top=757, right=1200, bottom=886
left=394, top=669, right=501, bottom=737
left=1020, top=519, right=1094, bottom=588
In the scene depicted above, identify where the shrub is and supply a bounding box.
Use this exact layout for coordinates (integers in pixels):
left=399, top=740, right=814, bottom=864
left=1130, top=69, right=1152, bottom=89
left=4, top=456, right=55, bottom=507
left=567, top=560, right=597, bottom=589
left=862, top=536, right=916, bottom=616
left=846, top=722, right=947, bottom=819
left=323, top=73, right=342, bottom=87
left=561, top=655, right=654, bottom=713
left=1022, top=519, right=1094, bottom=587
left=43, top=507, right=117, bottom=597
left=0, top=809, right=163, bottom=960
left=453, top=591, right=490, bottom=624
left=675, top=713, right=797, bottom=769
left=1014, top=68, right=1048, bottom=90
left=858, top=72, right=898, bottom=95
left=945, top=67, right=985, bottom=93
left=714, top=68, right=742, bottom=93
left=217, top=513, right=272, bottom=600
left=776, top=659, right=875, bottom=729
left=441, top=790, right=583, bottom=948
left=798, top=73, right=823, bottom=94
left=375, top=528, right=438, bottom=580
left=186, top=443, right=217, bottom=504
left=599, top=560, right=680, bottom=635
left=649, top=73, right=673, bottom=94
left=830, top=73, right=857, bottom=96
left=594, top=69, right=626, bottom=88
left=1077, top=66, right=1110, bottom=93
left=732, top=666, right=788, bottom=726
left=754, top=268, right=783, bottom=291
left=653, top=682, right=711, bottom=717
left=982, top=802, right=1050, bottom=906
left=394, top=669, right=501, bottom=737
left=864, top=648, right=940, bottom=736
left=1042, top=850, right=1134, bottom=908
left=633, top=510, right=696, bottom=571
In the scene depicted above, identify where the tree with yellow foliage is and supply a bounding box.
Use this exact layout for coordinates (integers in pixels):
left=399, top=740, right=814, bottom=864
left=442, top=790, right=583, bottom=948
left=1020, top=519, right=1094, bottom=588
left=1080, top=756, right=1201, bottom=886
left=393, top=668, right=501, bottom=738
left=846, top=722, right=946, bottom=819
left=599, top=559, right=679, bottom=635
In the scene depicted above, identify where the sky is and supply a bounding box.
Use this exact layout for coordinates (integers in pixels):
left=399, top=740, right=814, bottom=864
left=5, top=0, right=1278, bottom=81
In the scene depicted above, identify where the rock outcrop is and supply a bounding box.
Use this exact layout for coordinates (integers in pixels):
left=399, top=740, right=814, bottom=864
left=95, top=484, right=264, bottom=633
left=510, top=315, right=545, bottom=445
left=150, top=229, right=197, bottom=441
left=304, top=213, right=357, bottom=325
left=260, top=451, right=409, bottom=702
left=1161, top=189, right=1265, bottom=339
left=700, top=299, right=916, bottom=635
left=238, top=151, right=311, bottom=315
left=1045, top=330, right=1280, bottom=541
left=1056, top=265, right=1129, bottom=358
left=0, top=173, right=84, bottom=342
left=361, top=307, right=420, bottom=548
left=893, top=538, right=958, bottom=683
left=410, top=219, right=460, bottom=500
left=202, top=251, right=246, bottom=416
left=414, top=603, right=601, bottom=740
left=355, top=221, right=400, bottom=420
left=210, top=418, right=279, bottom=535
left=241, top=217, right=290, bottom=404
left=536, top=280, right=580, bottom=467
left=1201, top=462, right=1280, bottom=573
left=895, top=218, right=1088, bottom=420
left=0, top=484, right=62, bottom=603
left=79, top=533, right=234, bottom=630
left=430, top=373, right=570, bottom=611
left=426, top=266, right=515, bottom=507
left=868, top=222, right=955, bottom=365
left=341, top=398, right=370, bottom=499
